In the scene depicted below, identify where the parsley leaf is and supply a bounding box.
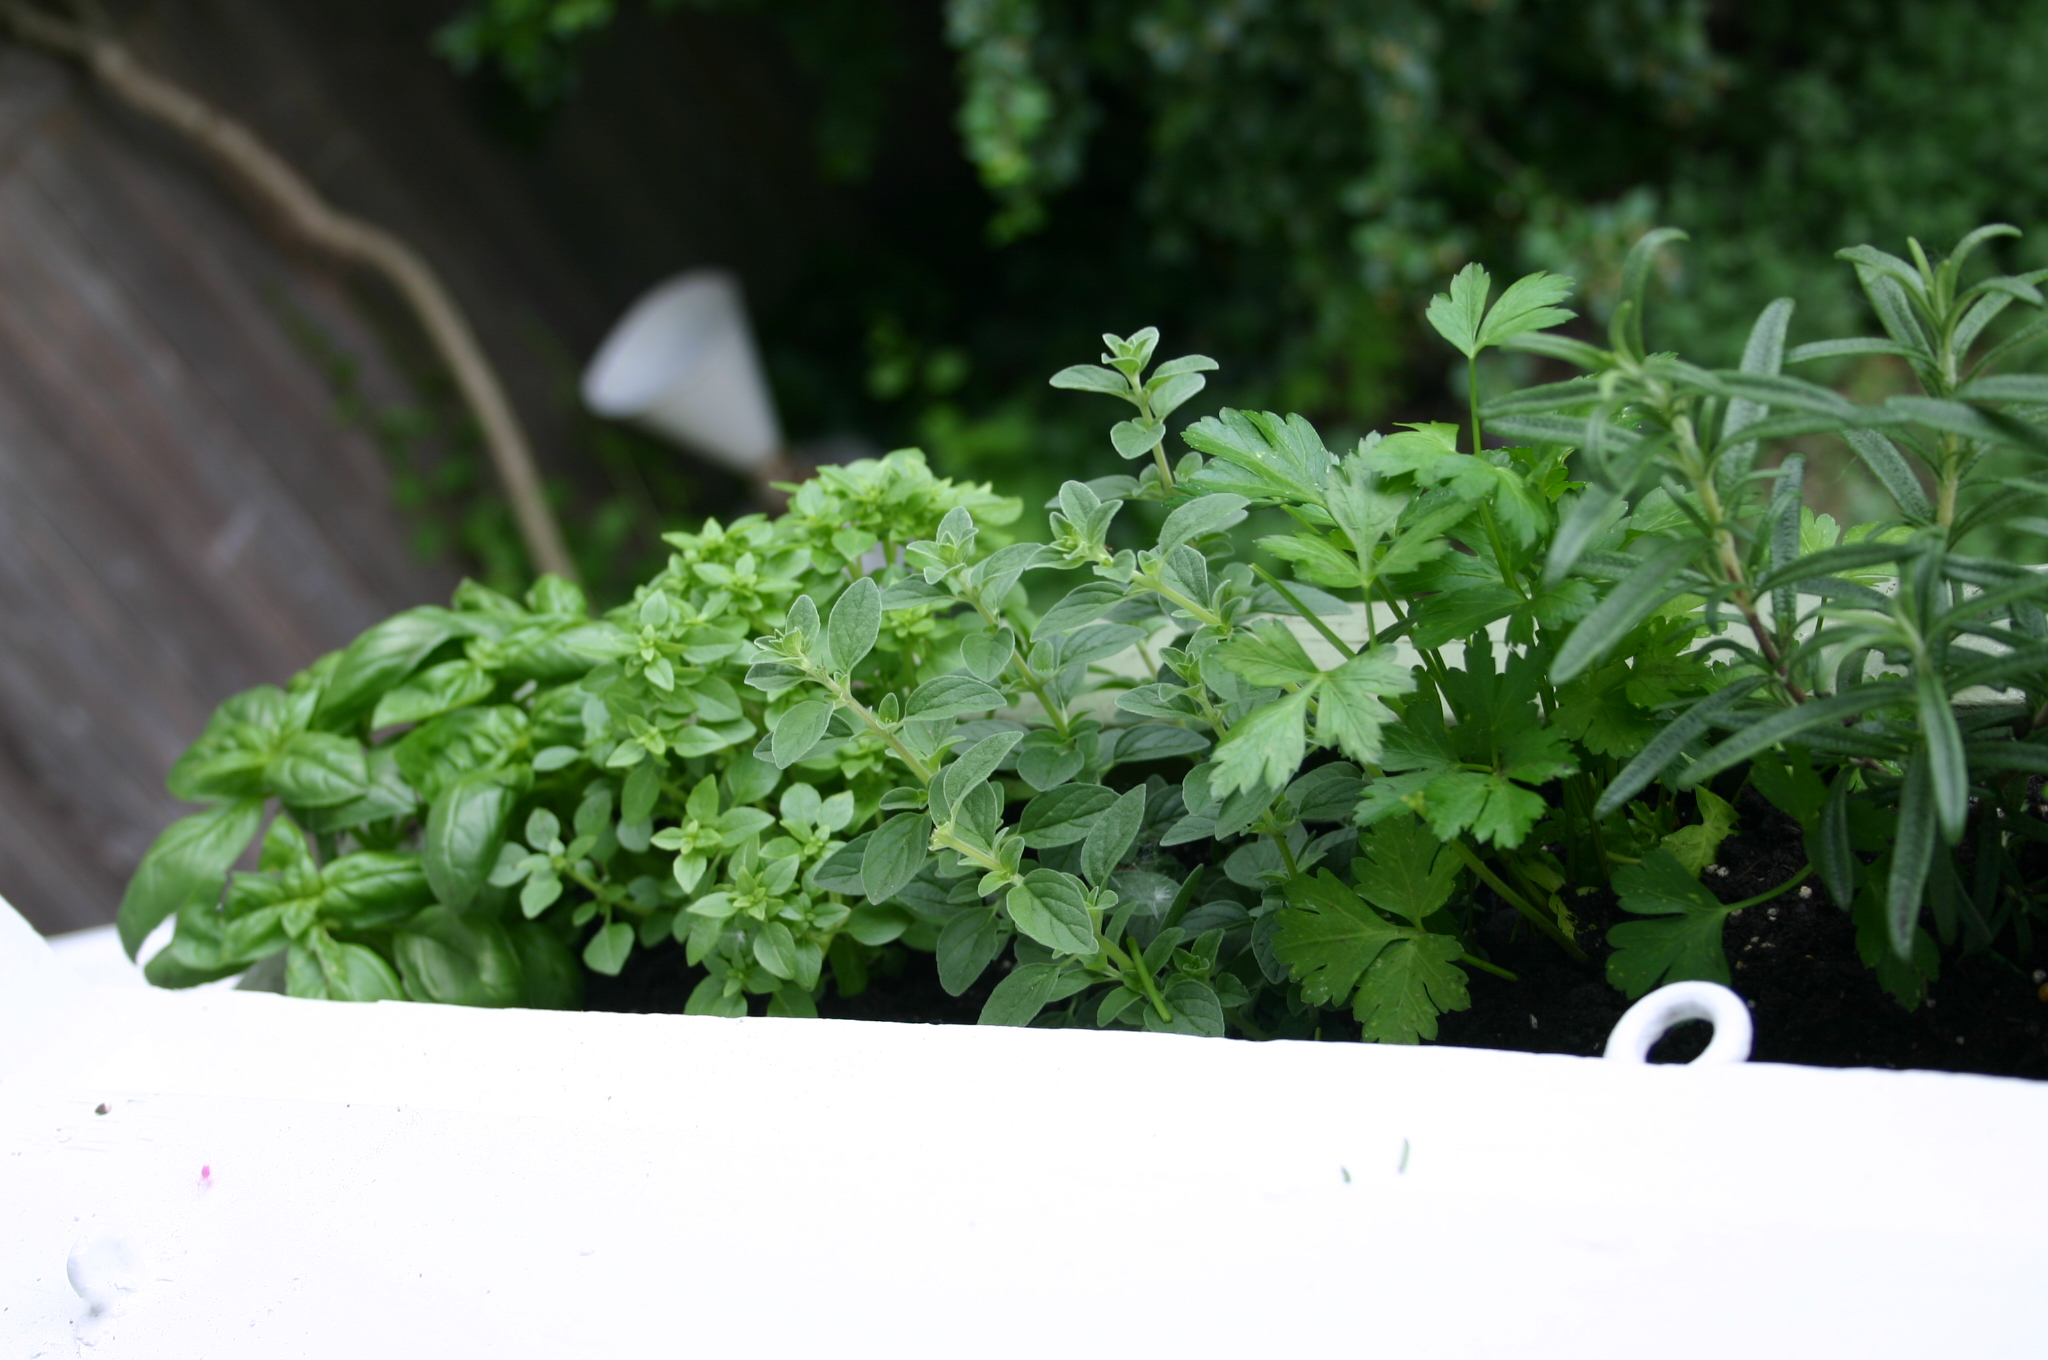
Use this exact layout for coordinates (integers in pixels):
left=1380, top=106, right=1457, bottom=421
left=1315, top=651, right=1414, bottom=765
left=1660, top=786, right=1738, bottom=876
left=1349, top=816, right=1458, bottom=924
left=1212, top=619, right=1321, bottom=687
left=1275, top=864, right=1471, bottom=1044
left=1354, top=932, right=1469, bottom=1043
left=1209, top=689, right=1310, bottom=796
left=1604, top=847, right=1736, bottom=998
left=1275, top=870, right=1403, bottom=1006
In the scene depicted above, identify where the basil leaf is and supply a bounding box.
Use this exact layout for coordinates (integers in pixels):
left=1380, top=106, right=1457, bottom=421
left=318, top=852, right=434, bottom=930
left=267, top=732, right=370, bottom=809
left=423, top=772, right=516, bottom=910
left=509, top=921, right=584, bottom=1010
left=317, top=606, right=463, bottom=726
left=393, top=906, right=525, bottom=1007
left=117, top=800, right=264, bottom=959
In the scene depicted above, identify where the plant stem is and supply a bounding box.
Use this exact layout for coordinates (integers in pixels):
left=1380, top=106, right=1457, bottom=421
left=1468, top=353, right=1484, bottom=464
left=825, top=676, right=936, bottom=784
left=1152, top=444, right=1176, bottom=494
left=1269, top=828, right=1301, bottom=877
left=1444, top=839, right=1589, bottom=963
left=1134, top=571, right=1227, bottom=629
left=1724, top=863, right=1813, bottom=911
left=1682, top=414, right=1809, bottom=703
left=1127, top=376, right=1176, bottom=494
left=1252, top=565, right=1357, bottom=659
left=1128, top=934, right=1175, bottom=1021
left=963, top=593, right=1071, bottom=737
left=1460, top=953, right=1518, bottom=982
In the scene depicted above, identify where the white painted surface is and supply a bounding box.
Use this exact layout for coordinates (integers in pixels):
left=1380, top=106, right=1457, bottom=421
left=44, top=924, right=151, bottom=990
left=6, top=897, right=2045, bottom=1358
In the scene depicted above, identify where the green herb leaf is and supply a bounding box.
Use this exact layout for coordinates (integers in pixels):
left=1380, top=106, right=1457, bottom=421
left=942, top=730, right=1025, bottom=807
left=1660, top=785, right=1738, bottom=876
left=1352, top=933, right=1469, bottom=1043
left=861, top=812, right=930, bottom=903
left=1018, top=783, right=1118, bottom=847
left=1049, top=364, right=1134, bottom=398
left=371, top=660, right=497, bottom=729
left=296, top=932, right=406, bottom=1003
left=1036, top=582, right=1125, bottom=635
left=906, top=674, right=1007, bottom=720
left=1080, top=785, right=1146, bottom=887
left=1425, top=263, right=1490, bottom=358
left=1315, top=650, right=1415, bottom=764
left=1208, top=689, right=1310, bottom=797
left=1888, top=749, right=1938, bottom=960
left=1007, top=870, right=1096, bottom=954
left=1604, top=848, right=1735, bottom=999
left=1212, top=620, right=1320, bottom=687
left=825, top=576, right=881, bottom=672
left=1352, top=817, right=1458, bottom=925
left=1476, top=271, right=1576, bottom=349
left=423, top=772, right=516, bottom=911
left=978, top=961, right=1068, bottom=1026
left=960, top=628, right=1016, bottom=682
left=1274, top=870, right=1404, bottom=1007
left=267, top=732, right=371, bottom=809
left=936, top=907, right=1006, bottom=995
left=1156, top=492, right=1249, bottom=551
left=394, top=906, right=525, bottom=1007
left=316, top=606, right=462, bottom=726
left=319, top=852, right=434, bottom=931
left=1816, top=769, right=1858, bottom=908
left=1181, top=409, right=1332, bottom=504
left=116, top=800, right=265, bottom=959
left=1552, top=537, right=1699, bottom=684
left=771, top=700, right=834, bottom=768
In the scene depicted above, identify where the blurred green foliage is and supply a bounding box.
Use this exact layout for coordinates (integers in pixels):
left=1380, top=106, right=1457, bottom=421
left=438, top=0, right=2048, bottom=517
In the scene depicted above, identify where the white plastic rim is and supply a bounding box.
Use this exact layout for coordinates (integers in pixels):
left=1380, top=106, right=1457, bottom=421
left=581, top=270, right=783, bottom=474
left=1603, top=981, right=1753, bottom=1065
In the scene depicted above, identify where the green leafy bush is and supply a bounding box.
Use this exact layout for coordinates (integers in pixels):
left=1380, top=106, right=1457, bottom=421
left=122, top=226, right=2048, bottom=1036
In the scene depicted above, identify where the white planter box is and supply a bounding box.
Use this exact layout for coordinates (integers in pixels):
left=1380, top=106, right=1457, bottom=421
left=5, top=898, right=2043, bottom=1358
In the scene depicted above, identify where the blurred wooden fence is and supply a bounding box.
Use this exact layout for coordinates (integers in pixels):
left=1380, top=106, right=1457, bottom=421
left=0, top=46, right=454, bottom=933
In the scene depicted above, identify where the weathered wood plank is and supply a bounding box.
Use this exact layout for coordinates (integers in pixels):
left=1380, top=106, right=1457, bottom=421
left=0, top=47, right=455, bottom=933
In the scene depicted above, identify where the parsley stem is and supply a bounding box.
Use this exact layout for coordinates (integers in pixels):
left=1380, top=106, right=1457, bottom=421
left=1270, top=828, right=1301, bottom=878
left=1459, top=953, right=1518, bottom=983
left=1444, top=839, right=1589, bottom=963
left=1723, top=863, right=1813, bottom=911
left=1251, top=565, right=1356, bottom=659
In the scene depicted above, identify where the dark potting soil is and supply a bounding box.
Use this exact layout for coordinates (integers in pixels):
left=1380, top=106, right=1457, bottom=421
left=585, top=937, right=1009, bottom=1026
left=588, top=787, right=2048, bottom=1078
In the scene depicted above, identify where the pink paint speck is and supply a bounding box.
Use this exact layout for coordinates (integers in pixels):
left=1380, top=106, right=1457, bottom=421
left=198, top=1164, right=212, bottom=1188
